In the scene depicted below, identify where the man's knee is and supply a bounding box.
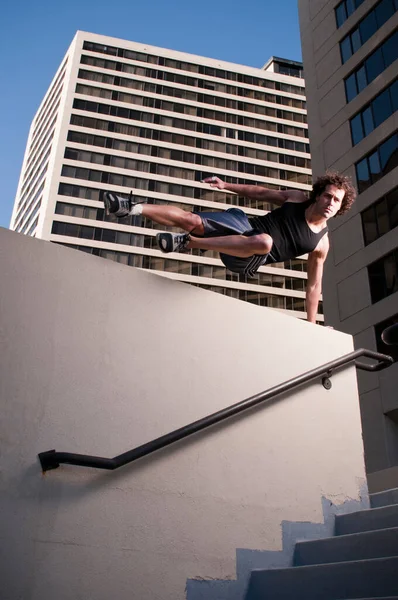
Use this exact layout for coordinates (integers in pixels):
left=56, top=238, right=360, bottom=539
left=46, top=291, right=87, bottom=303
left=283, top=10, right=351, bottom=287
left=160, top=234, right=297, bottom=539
left=182, top=212, right=203, bottom=231
left=253, top=233, right=273, bottom=255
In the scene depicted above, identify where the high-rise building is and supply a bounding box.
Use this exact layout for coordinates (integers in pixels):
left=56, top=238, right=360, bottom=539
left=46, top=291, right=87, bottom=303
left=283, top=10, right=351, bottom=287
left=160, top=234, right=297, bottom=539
left=299, top=0, right=398, bottom=491
left=10, top=31, right=316, bottom=320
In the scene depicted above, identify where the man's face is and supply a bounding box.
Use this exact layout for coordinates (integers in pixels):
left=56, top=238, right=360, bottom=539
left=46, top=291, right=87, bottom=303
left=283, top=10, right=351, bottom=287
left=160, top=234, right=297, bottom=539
left=315, top=184, right=345, bottom=219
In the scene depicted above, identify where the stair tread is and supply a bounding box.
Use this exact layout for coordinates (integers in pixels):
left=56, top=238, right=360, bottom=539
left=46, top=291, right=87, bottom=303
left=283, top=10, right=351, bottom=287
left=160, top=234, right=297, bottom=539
left=265, top=554, right=398, bottom=572
left=294, top=526, right=398, bottom=566
left=297, top=525, right=398, bottom=546
left=246, top=556, right=398, bottom=600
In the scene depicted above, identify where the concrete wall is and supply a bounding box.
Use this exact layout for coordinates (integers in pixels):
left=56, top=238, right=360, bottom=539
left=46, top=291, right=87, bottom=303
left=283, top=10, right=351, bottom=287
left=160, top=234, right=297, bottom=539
left=0, top=227, right=369, bottom=599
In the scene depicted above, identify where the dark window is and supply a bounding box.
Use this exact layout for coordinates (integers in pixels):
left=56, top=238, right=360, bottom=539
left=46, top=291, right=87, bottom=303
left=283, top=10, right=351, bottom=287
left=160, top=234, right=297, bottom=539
left=345, top=73, right=358, bottom=102
left=351, top=29, right=362, bottom=53
left=350, top=79, right=398, bottom=145
left=350, top=113, right=364, bottom=144
left=362, top=106, right=374, bottom=136
left=341, top=36, right=353, bottom=62
left=375, top=0, right=395, bottom=27
left=336, top=2, right=348, bottom=26
left=344, top=32, right=398, bottom=101
left=369, top=151, right=382, bottom=183
left=368, top=250, right=398, bottom=303
left=391, top=79, right=398, bottom=111
left=365, top=47, right=384, bottom=83
left=359, top=11, right=378, bottom=44
left=362, top=204, right=379, bottom=245
left=372, top=88, right=393, bottom=127
left=380, top=134, right=398, bottom=172
left=356, top=158, right=371, bottom=192
left=356, top=65, right=368, bottom=93
left=382, top=30, right=398, bottom=67
left=387, top=187, right=398, bottom=229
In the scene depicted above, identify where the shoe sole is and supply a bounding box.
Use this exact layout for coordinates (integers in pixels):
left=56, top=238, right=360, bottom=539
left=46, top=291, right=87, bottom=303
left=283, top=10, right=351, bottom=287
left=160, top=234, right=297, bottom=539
left=101, top=191, right=113, bottom=216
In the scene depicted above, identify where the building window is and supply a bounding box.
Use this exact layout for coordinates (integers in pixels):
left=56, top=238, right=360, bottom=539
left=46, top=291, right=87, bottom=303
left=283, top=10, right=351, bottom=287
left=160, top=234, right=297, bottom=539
left=361, top=187, right=398, bottom=245
left=355, top=133, right=398, bottom=193
left=344, top=30, right=398, bottom=101
left=340, top=0, right=397, bottom=63
left=350, top=79, right=398, bottom=144
left=335, top=0, right=366, bottom=28
left=368, top=249, right=398, bottom=304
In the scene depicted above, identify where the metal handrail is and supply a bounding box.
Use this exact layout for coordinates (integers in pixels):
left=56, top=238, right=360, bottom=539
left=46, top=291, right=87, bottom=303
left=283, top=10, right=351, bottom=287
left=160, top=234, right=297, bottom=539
left=38, top=348, right=393, bottom=472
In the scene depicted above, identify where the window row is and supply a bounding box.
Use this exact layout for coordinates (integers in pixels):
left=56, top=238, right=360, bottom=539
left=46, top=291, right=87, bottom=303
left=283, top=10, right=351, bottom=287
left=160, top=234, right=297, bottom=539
left=64, top=146, right=310, bottom=182
left=18, top=208, right=40, bottom=236
left=336, top=0, right=365, bottom=28
left=67, top=129, right=311, bottom=168
left=20, top=148, right=51, bottom=199
left=75, top=86, right=309, bottom=133
left=356, top=132, right=398, bottom=193
left=15, top=182, right=45, bottom=227
left=54, top=196, right=307, bottom=272
left=78, top=66, right=306, bottom=109
left=345, top=30, right=398, bottom=102
left=82, top=43, right=305, bottom=95
left=70, top=114, right=310, bottom=155
left=361, top=186, right=398, bottom=245
left=196, top=284, right=312, bottom=312
left=60, top=166, right=311, bottom=209
left=275, top=63, right=303, bottom=79
left=58, top=181, right=282, bottom=212
left=28, top=106, right=60, bottom=169
left=52, top=226, right=307, bottom=291
left=350, top=78, right=398, bottom=145
left=29, top=96, right=61, bottom=153
left=368, top=247, right=398, bottom=303
left=340, top=0, right=398, bottom=63
left=73, top=99, right=308, bottom=140
left=19, top=213, right=39, bottom=235
left=33, top=60, right=67, bottom=133
left=22, top=131, right=54, bottom=187
left=17, top=165, right=48, bottom=214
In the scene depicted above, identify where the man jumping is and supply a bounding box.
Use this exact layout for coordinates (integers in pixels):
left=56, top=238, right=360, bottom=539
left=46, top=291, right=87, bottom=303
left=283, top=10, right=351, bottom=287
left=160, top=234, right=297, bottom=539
left=101, top=172, right=356, bottom=323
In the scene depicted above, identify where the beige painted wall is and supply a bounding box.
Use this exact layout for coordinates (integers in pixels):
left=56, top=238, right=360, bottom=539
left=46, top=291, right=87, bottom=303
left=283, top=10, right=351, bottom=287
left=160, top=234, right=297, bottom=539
left=0, top=227, right=368, bottom=599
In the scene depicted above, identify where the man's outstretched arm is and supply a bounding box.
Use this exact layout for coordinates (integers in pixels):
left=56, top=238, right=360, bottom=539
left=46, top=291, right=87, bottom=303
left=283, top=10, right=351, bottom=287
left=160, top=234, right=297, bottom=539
left=305, top=241, right=329, bottom=323
left=203, top=176, right=306, bottom=206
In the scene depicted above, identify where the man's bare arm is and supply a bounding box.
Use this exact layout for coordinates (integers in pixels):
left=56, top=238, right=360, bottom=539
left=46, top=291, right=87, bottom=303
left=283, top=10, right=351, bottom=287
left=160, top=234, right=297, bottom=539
left=203, top=176, right=306, bottom=206
left=305, top=238, right=329, bottom=323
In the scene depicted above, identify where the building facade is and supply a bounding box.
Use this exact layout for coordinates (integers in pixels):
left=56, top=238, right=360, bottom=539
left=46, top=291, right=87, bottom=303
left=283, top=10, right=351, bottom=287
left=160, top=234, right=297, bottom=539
left=299, top=0, right=398, bottom=491
left=10, top=31, right=317, bottom=320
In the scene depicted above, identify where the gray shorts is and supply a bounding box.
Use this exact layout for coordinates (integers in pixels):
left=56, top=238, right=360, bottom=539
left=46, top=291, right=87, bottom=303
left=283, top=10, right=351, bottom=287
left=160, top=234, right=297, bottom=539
left=195, top=207, right=269, bottom=278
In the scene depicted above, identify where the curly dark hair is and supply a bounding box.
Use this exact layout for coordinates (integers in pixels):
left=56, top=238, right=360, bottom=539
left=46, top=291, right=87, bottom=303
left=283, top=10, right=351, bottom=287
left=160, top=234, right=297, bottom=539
left=309, top=172, right=357, bottom=216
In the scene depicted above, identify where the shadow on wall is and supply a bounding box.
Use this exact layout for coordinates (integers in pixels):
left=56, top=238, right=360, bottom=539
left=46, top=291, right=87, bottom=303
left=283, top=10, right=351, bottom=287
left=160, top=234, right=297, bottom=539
left=186, top=486, right=369, bottom=600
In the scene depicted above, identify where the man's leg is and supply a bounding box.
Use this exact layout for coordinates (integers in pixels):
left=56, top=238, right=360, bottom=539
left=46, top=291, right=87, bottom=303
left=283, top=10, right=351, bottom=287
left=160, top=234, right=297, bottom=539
left=101, top=190, right=205, bottom=234
left=187, top=233, right=272, bottom=258
left=141, top=205, right=204, bottom=235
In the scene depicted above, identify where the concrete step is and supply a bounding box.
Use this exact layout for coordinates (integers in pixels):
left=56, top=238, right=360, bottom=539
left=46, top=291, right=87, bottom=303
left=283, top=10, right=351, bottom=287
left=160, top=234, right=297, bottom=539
left=294, top=526, right=398, bottom=566
left=245, top=556, right=398, bottom=600
left=335, top=504, right=398, bottom=535
left=370, top=487, right=398, bottom=508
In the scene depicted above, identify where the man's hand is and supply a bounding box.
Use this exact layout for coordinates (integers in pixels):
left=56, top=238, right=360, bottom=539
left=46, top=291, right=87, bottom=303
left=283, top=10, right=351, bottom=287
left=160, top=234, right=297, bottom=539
left=202, top=176, right=225, bottom=189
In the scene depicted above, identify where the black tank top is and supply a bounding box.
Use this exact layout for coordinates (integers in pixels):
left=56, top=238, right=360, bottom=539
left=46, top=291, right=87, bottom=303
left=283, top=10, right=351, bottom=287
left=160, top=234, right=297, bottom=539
left=249, top=200, right=328, bottom=263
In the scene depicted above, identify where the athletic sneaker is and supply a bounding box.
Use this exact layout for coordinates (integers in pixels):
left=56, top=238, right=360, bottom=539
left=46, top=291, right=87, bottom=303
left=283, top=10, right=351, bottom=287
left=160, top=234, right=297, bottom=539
left=101, top=190, right=145, bottom=218
left=156, top=232, right=191, bottom=253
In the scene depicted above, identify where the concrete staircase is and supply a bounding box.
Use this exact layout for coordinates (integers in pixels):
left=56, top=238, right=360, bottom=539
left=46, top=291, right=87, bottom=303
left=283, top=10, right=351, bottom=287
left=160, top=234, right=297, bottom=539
left=245, top=489, right=398, bottom=600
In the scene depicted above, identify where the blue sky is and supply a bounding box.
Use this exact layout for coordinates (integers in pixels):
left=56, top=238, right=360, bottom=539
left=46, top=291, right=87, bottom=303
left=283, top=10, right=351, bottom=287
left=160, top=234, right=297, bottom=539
left=0, top=0, right=303, bottom=229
